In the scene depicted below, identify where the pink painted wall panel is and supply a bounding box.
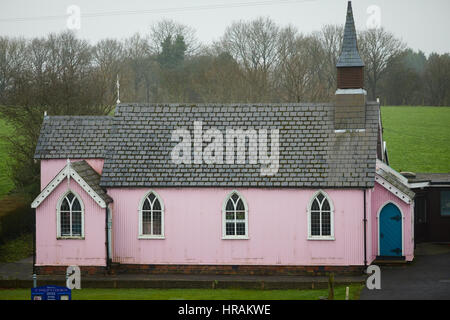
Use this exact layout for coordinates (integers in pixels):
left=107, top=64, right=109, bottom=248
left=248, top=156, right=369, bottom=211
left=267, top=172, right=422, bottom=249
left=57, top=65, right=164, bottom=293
left=40, top=159, right=104, bottom=190
left=370, top=182, right=414, bottom=261
left=365, top=189, right=374, bottom=264
left=108, top=188, right=367, bottom=266
left=35, top=175, right=106, bottom=266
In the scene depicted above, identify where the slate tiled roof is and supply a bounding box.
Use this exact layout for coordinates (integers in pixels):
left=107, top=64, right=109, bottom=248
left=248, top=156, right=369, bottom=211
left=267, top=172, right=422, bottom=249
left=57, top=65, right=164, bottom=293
left=376, top=167, right=415, bottom=199
left=336, top=1, right=365, bottom=68
left=34, top=116, right=112, bottom=159
left=98, top=103, right=379, bottom=188
left=71, top=160, right=113, bottom=204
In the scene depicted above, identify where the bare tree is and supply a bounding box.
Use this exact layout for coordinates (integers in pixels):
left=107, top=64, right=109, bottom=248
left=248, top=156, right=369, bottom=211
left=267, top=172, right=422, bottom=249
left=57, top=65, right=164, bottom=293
left=305, top=34, right=329, bottom=102
left=28, top=38, right=49, bottom=80
left=46, top=31, right=92, bottom=80
left=149, top=19, right=200, bottom=56
left=0, top=37, right=29, bottom=103
left=93, top=39, right=125, bottom=105
left=221, top=17, right=279, bottom=101
left=276, top=27, right=310, bottom=102
left=314, top=24, right=343, bottom=94
left=0, top=32, right=110, bottom=194
left=358, top=27, right=406, bottom=100
left=124, top=33, right=151, bottom=101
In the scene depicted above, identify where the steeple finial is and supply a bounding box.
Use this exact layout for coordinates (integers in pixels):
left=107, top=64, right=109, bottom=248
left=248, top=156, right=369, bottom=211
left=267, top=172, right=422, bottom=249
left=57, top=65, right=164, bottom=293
left=116, top=74, right=121, bottom=104
left=336, top=1, right=364, bottom=67
left=66, top=158, right=71, bottom=186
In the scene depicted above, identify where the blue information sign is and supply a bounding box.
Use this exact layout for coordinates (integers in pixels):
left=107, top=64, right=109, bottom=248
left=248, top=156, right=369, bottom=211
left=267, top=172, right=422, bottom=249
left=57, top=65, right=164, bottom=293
left=31, top=285, right=72, bottom=300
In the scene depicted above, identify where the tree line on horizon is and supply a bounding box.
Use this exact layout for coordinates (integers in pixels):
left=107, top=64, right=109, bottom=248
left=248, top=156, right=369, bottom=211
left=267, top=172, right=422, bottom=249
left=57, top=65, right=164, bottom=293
left=0, top=17, right=449, bottom=195
left=1, top=18, right=449, bottom=109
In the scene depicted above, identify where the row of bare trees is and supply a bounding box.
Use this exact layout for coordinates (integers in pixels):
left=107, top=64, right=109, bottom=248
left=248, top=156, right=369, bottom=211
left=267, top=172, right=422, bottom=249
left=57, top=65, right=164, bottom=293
left=2, top=17, right=448, bottom=109
left=0, top=17, right=449, bottom=195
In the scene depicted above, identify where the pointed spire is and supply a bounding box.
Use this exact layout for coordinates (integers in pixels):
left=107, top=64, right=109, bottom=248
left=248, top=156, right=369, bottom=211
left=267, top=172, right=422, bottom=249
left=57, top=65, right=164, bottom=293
left=336, top=1, right=364, bottom=67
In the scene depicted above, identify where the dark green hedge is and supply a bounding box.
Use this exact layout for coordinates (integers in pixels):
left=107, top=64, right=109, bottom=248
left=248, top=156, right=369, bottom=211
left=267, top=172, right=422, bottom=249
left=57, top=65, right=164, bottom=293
left=0, top=198, right=33, bottom=244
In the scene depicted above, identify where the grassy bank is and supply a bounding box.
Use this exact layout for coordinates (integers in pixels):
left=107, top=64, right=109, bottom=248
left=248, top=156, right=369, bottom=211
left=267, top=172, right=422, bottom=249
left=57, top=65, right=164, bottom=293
left=0, top=233, right=33, bottom=263
left=0, top=284, right=363, bottom=300
left=381, top=106, right=450, bottom=173
left=0, top=118, right=14, bottom=197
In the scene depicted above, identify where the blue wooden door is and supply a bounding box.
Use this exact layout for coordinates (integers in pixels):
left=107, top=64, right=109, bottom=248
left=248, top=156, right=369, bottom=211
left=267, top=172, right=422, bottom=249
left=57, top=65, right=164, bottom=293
left=379, top=203, right=402, bottom=257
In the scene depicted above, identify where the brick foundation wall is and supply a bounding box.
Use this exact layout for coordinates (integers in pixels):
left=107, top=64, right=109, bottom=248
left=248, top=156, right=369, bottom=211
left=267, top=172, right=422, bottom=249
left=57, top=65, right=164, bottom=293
left=35, top=264, right=365, bottom=276
left=109, top=264, right=364, bottom=276
left=35, top=265, right=108, bottom=276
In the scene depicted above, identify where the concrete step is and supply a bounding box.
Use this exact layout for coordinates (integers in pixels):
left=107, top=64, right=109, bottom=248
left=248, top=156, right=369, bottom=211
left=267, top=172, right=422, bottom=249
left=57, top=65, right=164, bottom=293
left=373, top=256, right=408, bottom=265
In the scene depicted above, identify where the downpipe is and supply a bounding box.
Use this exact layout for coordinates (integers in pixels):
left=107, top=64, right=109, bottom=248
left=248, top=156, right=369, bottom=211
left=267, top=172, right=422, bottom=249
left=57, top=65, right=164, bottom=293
left=363, top=189, right=367, bottom=268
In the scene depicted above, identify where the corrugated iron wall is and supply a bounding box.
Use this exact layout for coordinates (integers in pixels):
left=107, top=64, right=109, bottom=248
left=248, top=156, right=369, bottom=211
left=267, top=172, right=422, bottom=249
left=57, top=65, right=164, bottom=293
left=108, top=188, right=367, bottom=266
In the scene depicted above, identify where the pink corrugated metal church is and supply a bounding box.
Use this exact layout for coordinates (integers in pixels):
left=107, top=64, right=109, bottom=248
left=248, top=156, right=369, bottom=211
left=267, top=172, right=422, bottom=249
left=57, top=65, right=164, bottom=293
left=31, top=2, right=415, bottom=275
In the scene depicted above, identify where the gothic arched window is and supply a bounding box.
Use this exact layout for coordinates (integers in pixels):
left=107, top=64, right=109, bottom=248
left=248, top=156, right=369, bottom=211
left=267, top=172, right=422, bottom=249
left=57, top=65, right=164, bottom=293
left=139, top=191, right=165, bottom=238
left=223, top=191, right=248, bottom=239
left=58, top=191, right=84, bottom=238
left=308, top=191, right=334, bottom=240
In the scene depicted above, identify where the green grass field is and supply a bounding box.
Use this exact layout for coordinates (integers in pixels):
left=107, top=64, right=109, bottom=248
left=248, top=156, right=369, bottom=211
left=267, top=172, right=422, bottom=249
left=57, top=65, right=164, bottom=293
left=0, top=284, right=363, bottom=300
left=380, top=106, right=450, bottom=173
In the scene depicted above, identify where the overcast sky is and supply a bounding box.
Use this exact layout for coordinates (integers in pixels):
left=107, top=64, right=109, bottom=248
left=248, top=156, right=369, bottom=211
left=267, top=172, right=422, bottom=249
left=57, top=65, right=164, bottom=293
left=0, top=0, right=449, bottom=55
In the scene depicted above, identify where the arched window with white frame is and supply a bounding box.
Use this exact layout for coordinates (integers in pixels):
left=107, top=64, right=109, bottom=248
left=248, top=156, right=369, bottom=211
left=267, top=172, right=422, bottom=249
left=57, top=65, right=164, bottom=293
left=57, top=191, right=84, bottom=238
left=222, top=191, right=248, bottom=239
left=308, top=191, right=334, bottom=240
left=139, top=191, right=165, bottom=239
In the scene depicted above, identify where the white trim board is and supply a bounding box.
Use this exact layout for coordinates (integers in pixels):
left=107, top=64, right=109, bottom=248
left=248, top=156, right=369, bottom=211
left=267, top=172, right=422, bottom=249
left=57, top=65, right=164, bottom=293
left=335, top=88, right=367, bottom=95
left=31, top=162, right=107, bottom=209
left=377, top=159, right=434, bottom=190
left=408, top=182, right=430, bottom=189
left=375, top=175, right=413, bottom=205
left=334, top=129, right=366, bottom=133
left=376, top=159, right=409, bottom=185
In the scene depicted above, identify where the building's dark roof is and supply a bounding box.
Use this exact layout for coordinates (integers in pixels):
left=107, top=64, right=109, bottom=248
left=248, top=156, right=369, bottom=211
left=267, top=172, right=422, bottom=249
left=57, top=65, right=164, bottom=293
left=97, top=103, right=379, bottom=188
left=377, top=168, right=415, bottom=199
left=336, top=1, right=365, bottom=68
left=34, top=116, right=112, bottom=159
left=70, top=160, right=113, bottom=204
left=408, top=173, right=450, bottom=185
